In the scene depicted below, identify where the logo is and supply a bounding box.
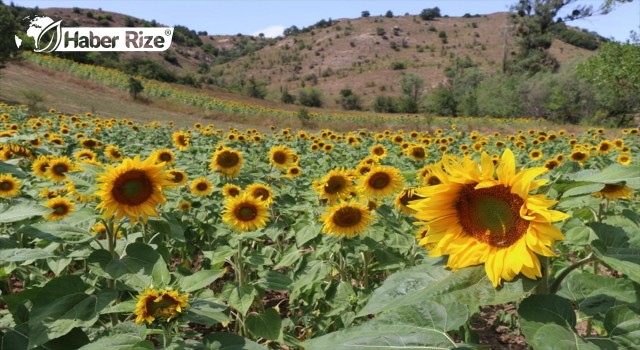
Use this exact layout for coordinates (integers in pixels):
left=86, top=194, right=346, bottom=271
left=16, top=15, right=173, bottom=52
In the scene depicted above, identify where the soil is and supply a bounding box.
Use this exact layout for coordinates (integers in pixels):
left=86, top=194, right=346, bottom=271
left=468, top=303, right=529, bottom=350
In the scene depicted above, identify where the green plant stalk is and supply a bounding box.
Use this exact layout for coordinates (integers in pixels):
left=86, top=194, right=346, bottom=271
left=105, top=219, right=119, bottom=326
left=234, top=236, right=247, bottom=337
left=535, top=256, right=549, bottom=295
left=162, top=323, right=173, bottom=348
left=549, top=254, right=596, bottom=294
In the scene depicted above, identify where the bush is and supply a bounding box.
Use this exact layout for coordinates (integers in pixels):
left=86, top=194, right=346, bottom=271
left=385, top=10, right=393, bottom=18
left=424, top=85, right=457, bottom=116
left=419, top=7, right=441, bottom=21
left=281, top=90, right=295, bottom=104
left=372, top=95, right=397, bottom=113
left=298, top=88, right=323, bottom=107
left=361, top=10, right=370, bottom=18
left=376, top=27, right=386, bottom=36
left=391, top=61, right=406, bottom=70
left=338, top=88, right=362, bottom=110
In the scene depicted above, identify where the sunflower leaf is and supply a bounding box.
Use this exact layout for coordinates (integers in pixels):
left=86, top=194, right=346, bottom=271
left=202, top=333, right=267, bottom=350
left=0, top=202, right=50, bottom=223
left=571, top=165, right=640, bottom=189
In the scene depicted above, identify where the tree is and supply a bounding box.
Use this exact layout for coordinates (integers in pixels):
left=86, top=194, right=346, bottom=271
left=419, top=7, right=441, bottom=20
left=128, top=76, right=144, bottom=100
left=385, top=10, right=393, bottom=18
left=298, top=88, right=323, bottom=107
left=361, top=10, right=370, bottom=18
left=338, top=88, right=362, bottom=110
left=0, top=3, right=20, bottom=71
left=245, top=77, right=267, bottom=99
left=400, top=73, right=425, bottom=105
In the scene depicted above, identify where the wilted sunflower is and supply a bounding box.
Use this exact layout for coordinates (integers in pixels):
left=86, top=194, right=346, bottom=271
left=166, top=168, right=188, bottom=186
left=321, top=200, right=373, bottom=238
left=394, top=188, right=423, bottom=214
left=593, top=184, right=634, bottom=200
left=190, top=177, right=213, bottom=196
left=151, top=149, right=176, bottom=166
left=314, top=168, right=356, bottom=204
left=95, top=156, right=170, bottom=224
left=104, top=145, right=123, bottom=162
left=222, top=193, right=270, bottom=232
left=134, top=288, right=190, bottom=325
left=246, top=183, right=274, bottom=205
left=222, top=183, right=241, bottom=197
left=369, top=144, right=387, bottom=159
left=269, top=146, right=297, bottom=169
left=172, top=130, right=190, bottom=151
left=46, top=156, right=75, bottom=182
left=409, top=149, right=569, bottom=287
left=0, top=174, right=21, bottom=198
left=44, top=196, right=75, bottom=221
left=358, top=165, right=404, bottom=199
left=210, top=147, right=243, bottom=178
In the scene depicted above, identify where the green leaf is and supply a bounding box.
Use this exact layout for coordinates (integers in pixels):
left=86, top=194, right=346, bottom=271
left=185, top=299, right=230, bottom=327
left=0, top=248, right=55, bottom=262
left=257, top=270, right=292, bottom=291
left=604, top=305, right=640, bottom=348
left=592, top=241, right=640, bottom=284
left=306, top=301, right=468, bottom=350
left=245, top=308, right=283, bottom=341
left=273, top=246, right=301, bottom=269
left=357, top=261, right=537, bottom=317
left=557, top=271, right=640, bottom=316
left=202, top=246, right=235, bottom=267
left=0, top=203, right=50, bottom=223
left=91, top=243, right=163, bottom=290
left=0, top=160, right=26, bottom=177
left=148, top=213, right=185, bottom=243
left=572, top=165, right=640, bottom=189
left=202, top=333, right=266, bottom=350
left=178, top=269, right=224, bottom=293
left=151, top=258, right=170, bottom=288
left=227, top=285, right=257, bottom=316
left=47, top=258, right=72, bottom=276
left=529, top=324, right=600, bottom=350
left=294, top=224, right=321, bottom=247
left=78, top=337, right=154, bottom=350
left=19, top=223, right=94, bottom=244
left=562, top=183, right=607, bottom=197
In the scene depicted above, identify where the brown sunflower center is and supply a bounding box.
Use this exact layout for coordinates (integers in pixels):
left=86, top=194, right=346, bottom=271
left=373, top=147, right=384, bottom=155
left=368, top=172, right=390, bottom=189
left=53, top=164, right=69, bottom=175
left=236, top=204, right=258, bottom=221
left=399, top=190, right=421, bottom=206
left=111, top=170, right=153, bottom=205
left=272, top=151, right=287, bottom=164
left=159, top=153, right=172, bottom=162
left=290, top=168, right=300, bottom=175
left=427, top=175, right=441, bottom=186
left=0, top=181, right=14, bottom=191
left=252, top=188, right=270, bottom=201
left=332, top=207, right=362, bottom=227
left=217, top=151, right=239, bottom=168
left=53, top=203, right=70, bottom=215
left=177, top=136, right=188, bottom=146
left=457, top=184, right=528, bottom=247
left=196, top=182, right=209, bottom=192
left=325, top=176, right=346, bottom=194
left=599, top=184, right=625, bottom=194
left=412, top=148, right=426, bottom=158
left=170, top=172, right=184, bottom=183
left=227, top=187, right=240, bottom=197
left=572, top=152, right=587, bottom=161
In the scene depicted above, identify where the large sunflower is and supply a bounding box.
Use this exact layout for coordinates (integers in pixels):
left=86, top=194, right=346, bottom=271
left=95, top=156, right=170, bottom=224
left=313, top=168, right=356, bottom=204
left=321, top=200, right=373, bottom=238
left=134, top=288, right=190, bottom=325
left=210, top=147, right=243, bottom=178
left=269, top=146, right=297, bottom=169
left=409, top=149, right=569, bottom=287
left=358, top=165, right=404, bottom=199
left=46, top=156, right=75, bottom=182
left=0, top=174, right=21, bottom=198
left=222, top=193, right=270, bottom=232
left=44, top=196, right=75, bottom=221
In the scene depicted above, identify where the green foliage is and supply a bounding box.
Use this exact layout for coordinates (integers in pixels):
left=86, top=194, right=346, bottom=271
left=123, top=57, right=177, bottom=83
left=400, top=73, right=424, bottom=103
left=338, top=88, right=362, bottom=111
left=361, top=10, right=370, bottom=18
left=371, top=95, right=397, bottom=113
left=419, top=7, right=441, bottom=20
left=384, top=10, right=393, bottom=18
left=424, top=85, right=457, bottom=116
left=0, top=3, right=20, bottom=70
left=128, top=76, right=144, bottom=100
left=550, top=21, right=604, bottom=50
left=390, top=61, right=406, bottom=70
left=298, top=88, right=323, bottom=107
left=172, top=24, right=203, bottom=47
left=245, top=77, right=268, bottom=99
left=280, top=89, right=295, bottom=104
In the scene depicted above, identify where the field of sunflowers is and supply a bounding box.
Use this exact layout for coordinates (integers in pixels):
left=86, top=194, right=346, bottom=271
left=0, top=102, right=638, bottom=349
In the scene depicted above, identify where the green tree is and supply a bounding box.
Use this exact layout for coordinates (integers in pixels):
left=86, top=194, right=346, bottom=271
left=298, top=88, right=323, bottom=107
left=128, top=76, right=144, bottom=100
left=338, top=88, right=362, bottom=111
left=400, top=73, right=424, bottom=105
left=0, top=3, right=20, bottom=71
left=372, top=95, right=397, bottom=113
left=424, top=85, right=457, bottom=116
left=245, top=77, right=267, bottom=99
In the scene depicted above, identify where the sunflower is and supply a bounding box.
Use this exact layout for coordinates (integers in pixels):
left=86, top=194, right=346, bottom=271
left=409, top=149, right=569, bottom=287
left=222, top=183, right=241, bottom=197
left=74, top=149, right=97, bottom=162
left=91, top=222, right=123, bottom=239
left=569, top=150, right=589, bottom=163
left=269, top=146, right=296, bottom=169
left=246, top=183, right=274, bottom=205
left=178, top=200, right=192, bottom=212
left=222, top=194, right=270, bottom=232
left=134, top=288, right=190, bottom=325
left=394, top=188, right=423, bottom=214
left=172, top=130, right=190, bottom=151
left=46, top=156, right=75, bottom=182
left=314, top=168, right=356, bottom=204
left=0, top=174, right=21, bottom=198
left=544, top=159, right=560, bottom=170
left=358, top=165, right=404, bottom=199
left=321, top=200, right=373, bottom=238
left=166, top=168, right=188, bottom=186
left=210, top=147, right=243, bottom=178
left=593, top=184, right=634, bottom=200
left=407, top=145, right=428, bottom=161
left=44, top=196, right=75, bottom=221
left=151, top=149, right=176, bottom=166
left=190, top=177, right=213, bottom=196
left=597, top=140, right=613, bottom=154
left=285, top=165, right=303, bottom=179
left=370, top=144, right=387, bottom=159
left=105, top=145, right=123, bottom=162
left=617, top=154, right=632, bottom=166
left=95, top=156, right=170, bottom=224
left=529, top=149, right=542, bottom=161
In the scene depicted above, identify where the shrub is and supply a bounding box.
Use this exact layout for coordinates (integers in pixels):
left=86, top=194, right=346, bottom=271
left=372, top=95, right=397, bottom=112
left=298, top=88, right=323, bottom=107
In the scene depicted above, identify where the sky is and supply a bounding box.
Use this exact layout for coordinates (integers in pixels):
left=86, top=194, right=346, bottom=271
left=10, top=0, right=640, bottom=42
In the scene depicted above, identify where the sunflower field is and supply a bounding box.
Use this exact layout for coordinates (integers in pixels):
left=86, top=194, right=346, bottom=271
left=0, top=102, right=639, bottom=350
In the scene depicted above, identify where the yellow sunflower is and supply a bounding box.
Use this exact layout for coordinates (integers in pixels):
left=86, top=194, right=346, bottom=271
left=95, top=156, right=170, bottom=224
left=407, top=145, right=428, bottom=161
left=44, top=196, right=75, bottom=221
left=91, top=222, right=123, bottom=240
left=269, top=146, right=297, bottom=169
left=74, top=149, right=97, bottom=163
left=166, top=168, right=188, bottom=186
left=189, top=177, right=214, bottom=196
left=104, top=145, right=123, bottom=162
left=617, top=154, right=632, bottom=166
left=569, top=150, right=589, bottom=164
left=529, top=149, right=543, bottom=161
left=178, top=200, right=192, bottom=212
left=151, top=149, right=176, bottom=166
left=0, top=174, right=21, bottom=198
left=222, top=193, right=270, bottom=232
left=358, top=165, right=404, bottom=199
left=320, top=200, right=373, bottom=238
left=593, top=184, right=634, bottom=200
left=285, top=165, right=303, bottom=179
left=210, top=147, right=243, bottom=178
left=172, top=130, right=190, bottom=151
left=134, top=288, right=190, bottom=325
left=46, top=156, right=75, bottom=182
left=370, top=144, right=387, bottom=159
left=246, top=183, right=274, bottom=205
left=313, top=168, right=356, bottom=204
left=409, top=149, right=569, bottom=287
left=222, top=183, right=241, bottom=197
left=394, top=188, right=423, bottom=214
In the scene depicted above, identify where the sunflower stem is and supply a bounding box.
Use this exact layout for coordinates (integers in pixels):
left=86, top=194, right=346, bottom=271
left=549, top=254, right=596, bottom=294
left=162, top=323, right=173, bottom=348
left=104, top=219, right=119, bottom=326
left=536, top=256, right=550, bottom=295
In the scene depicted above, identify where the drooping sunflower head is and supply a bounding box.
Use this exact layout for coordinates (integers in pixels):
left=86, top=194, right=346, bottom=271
left=189, top=177, right=214, bottom=196
left=222, top=193, right=270, bottom=232
left=46, top=156, right=75, bottom=183
left=246, top=183, right=274, bottom=205
left=105, top=145, right=123, bottom=162
left=151, top=149, right=176, bottom=166
left=166, top=168, right=188, bottom=186
left=134, top=288, right=190, bottom=325
left=172, top=130, right=190, bottom=151
left=0, top=174, right=21, bottom=198
left=593, top=184, right=634, bottom=200
left=210, top=147, right=243, bottom=178
left=44, top=196, right=75, bottom=221
left=269, top=146, right=296, bottom=169
left=410, top=149, right=569, bottom=287
left=95, top=156, right=171, bottom=224
left=222, top=183, right=241, bottom=198
left=358, top=165, right=404, bottom=199
left=314, top=168, right=356, bottom=204
left=320, top=200, right=373, bottom=238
